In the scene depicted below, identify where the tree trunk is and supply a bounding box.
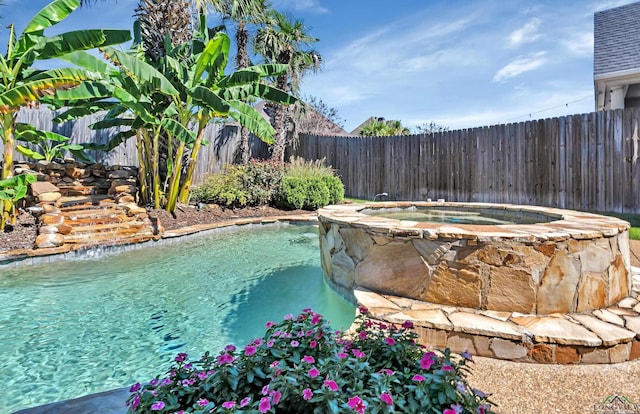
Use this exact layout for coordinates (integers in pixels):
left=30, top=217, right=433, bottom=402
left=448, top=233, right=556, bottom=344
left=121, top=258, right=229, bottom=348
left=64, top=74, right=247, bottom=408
left=271, top=73, right=289, bottom=164
left=236, top=21, right=251, bottom=164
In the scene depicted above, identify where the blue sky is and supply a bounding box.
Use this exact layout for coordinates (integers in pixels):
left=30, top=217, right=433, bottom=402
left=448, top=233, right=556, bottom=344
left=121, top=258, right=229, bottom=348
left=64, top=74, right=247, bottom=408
left=0, top=0, right=635, bottom=132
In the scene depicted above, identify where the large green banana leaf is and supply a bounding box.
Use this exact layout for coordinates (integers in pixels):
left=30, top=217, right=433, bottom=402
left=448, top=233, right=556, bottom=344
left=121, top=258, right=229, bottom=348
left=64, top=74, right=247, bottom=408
left=217, top=64, right=288, bottom=88
left=38, top=30, right=132, bottom=60
left=193, top=35, right=229, bottom=88
left=227, top=100, right=276, bottom=144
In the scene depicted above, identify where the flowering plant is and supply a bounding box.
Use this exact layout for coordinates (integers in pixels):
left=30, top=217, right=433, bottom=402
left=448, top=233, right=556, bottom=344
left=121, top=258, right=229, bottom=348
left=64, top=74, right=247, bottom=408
left=126, top=308, right=494, bottom=413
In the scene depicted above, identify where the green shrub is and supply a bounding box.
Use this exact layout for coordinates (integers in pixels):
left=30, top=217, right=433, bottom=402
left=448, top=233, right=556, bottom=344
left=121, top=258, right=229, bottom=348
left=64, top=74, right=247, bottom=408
left=241, top=160, right=284, bottom=206
left=273, top=157, right=344, bottom=211
left=191, top=161, right=284, bottom=208
left=190, top=165, right=249, bottom=207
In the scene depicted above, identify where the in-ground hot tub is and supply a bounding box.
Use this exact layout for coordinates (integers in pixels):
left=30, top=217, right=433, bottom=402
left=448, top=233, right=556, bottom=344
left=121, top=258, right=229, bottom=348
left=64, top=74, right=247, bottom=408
left=318, top=202, right=631, bottom=315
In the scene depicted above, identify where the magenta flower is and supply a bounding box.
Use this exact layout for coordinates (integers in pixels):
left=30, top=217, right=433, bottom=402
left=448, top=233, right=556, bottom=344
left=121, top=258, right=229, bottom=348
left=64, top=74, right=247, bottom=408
left=312, top=313, right=321, bottom=324
left=443, top=410, right=456, bottom=414
left=131, top=395, right=140, bottom=410
left=412, top=374, right=426, bottom=382
left=347, top=396, right=367, bottom=414
left=302, top=355, right=315, bottom=363
left=308, top=367, right=320, bottom=378
left=265, top=321, right=276, bottom=329
left=262, top=385, right=270, bottom=396
left=197, top=398, right=209, bottom=406
left=244, top=345, right=257, bottom=356
left=267, top=339, right=275, bottom=347
left=258, top=397, right=271, bottom=413
left=271, top=390, right=282, bottom=405
left=291, top=340, right=300, bottom=347
left=224, top=344, right=236, bottom=352
left=380, top=392, right=394, bottom=406
left=358, top=306, right=368, bottom=314
left=323, top=380, right=339, bottom=391
left=240, top=397, right=251, bottom=407
left=175, top=353, right=188, bottom=362
left=359, top=331, right=367, bottom=339
left=324, top=379, right=339, bottom=391
left=270, top=361, right=280, bottom=368
left=149, top=379, right=159, bottom=386
left=303, top=388, right=313, bottom=400
left=337, top=352, right=347, bottom=359
left=442, top=365, right=454, bottom=372
left=310, top=340, right=317, bottom=348
left=402, top=320, right=414, bottom=329
left=197, top=371, right=208, bottom=380
left=352, top=349, right=365, bottom=358
left=161, top=378, right=172, bottom=386
left=217, top=354, right=234, bottom=365
left=380, top=368, right=394, bottom=376
left=150, top=401, right=165, bottom=411
left=222, top=401, right=236, bottom=409
left=284, top=313, right=293, bottom=320
left=384, top=337, right=395, bottom=346
left=420, top=352, right=436, bottom=370
left=129, top=383, right=140, bottom=392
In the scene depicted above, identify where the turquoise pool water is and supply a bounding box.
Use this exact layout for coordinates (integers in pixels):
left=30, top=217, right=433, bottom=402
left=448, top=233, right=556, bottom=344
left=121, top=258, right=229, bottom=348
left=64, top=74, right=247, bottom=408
left=0, top=224, right=355, bottom=413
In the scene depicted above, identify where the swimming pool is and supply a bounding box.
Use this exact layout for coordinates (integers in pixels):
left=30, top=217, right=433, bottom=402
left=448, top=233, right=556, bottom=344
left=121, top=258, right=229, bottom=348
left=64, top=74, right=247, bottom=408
left=0, top=223, right=355, bottom=413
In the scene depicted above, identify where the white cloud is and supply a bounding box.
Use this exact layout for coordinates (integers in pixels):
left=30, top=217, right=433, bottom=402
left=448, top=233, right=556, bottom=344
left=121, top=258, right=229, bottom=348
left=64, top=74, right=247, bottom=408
left=508, top=17, right=541, bottom=47
left=561, top=31, right=593, bottom=57
left=493, top=51, right=548, bottom=82
left=271, top=0, right=329, bottom=14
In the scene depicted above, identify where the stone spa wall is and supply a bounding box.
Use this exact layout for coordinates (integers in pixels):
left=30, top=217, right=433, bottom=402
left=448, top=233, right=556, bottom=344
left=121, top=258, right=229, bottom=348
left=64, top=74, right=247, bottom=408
left=318, top=202, right=631, bottom=315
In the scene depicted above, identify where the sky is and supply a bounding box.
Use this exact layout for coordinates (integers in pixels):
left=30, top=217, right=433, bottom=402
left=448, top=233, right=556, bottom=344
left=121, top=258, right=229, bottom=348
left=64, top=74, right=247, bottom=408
left=0, top=0, right=636, bottom=133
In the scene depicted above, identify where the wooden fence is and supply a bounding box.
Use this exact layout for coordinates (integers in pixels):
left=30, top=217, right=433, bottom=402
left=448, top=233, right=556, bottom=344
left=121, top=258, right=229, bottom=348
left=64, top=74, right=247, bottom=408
left=292, top=109, right=640, bottom=214
left=3, top=107, right=271, bottom=186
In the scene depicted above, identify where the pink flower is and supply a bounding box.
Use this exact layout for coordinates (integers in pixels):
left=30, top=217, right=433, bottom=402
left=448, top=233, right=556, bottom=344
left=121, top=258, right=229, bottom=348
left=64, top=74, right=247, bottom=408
left=150, top=401, right=165, bottom=411
left=442, top=365, right=454, bottom=372
left=259, top=397, right=271, bottom=413
left=284, top=313, right=293, bottom=320
left=402, top=320, right=414, bottom=329
left=384, top=337, right=395, bottom=346
left=302, top=355, right=315, bottom=363
left=323, top=380, right=339, bottom=391
left=380, top=392, right=393, bottom=406
left=337, top=352, right=347, bottom=359
left=303, top=388, right=313, bottom=400
left=271, top=390, right=282, bottom=405
left=131, top=395, right=140, bottom=410
left=347, top=396, right=367, bottom=414
left=291, top=340, right=300, bottom=348
left=358, top=306, right=368, bottom=314
left=310, top=340, right=317, bottom=349
left=308, top=367, right=320, bottom=378
left=412, top=374, right=426, bottom=382
left=262, top=385, right=270, bottom=395
left=175, top=353, right=188, bottom=362
left=443, top=409, right=456, bottom=414
left=197, top=398, right=209, bottom=406
left=265, top=321, right=276, bottom=328
left=312, top=313, right=321, bottom=324
left=420, top=352, right=436, bottom=370
left=222, top=401, right=236, bottom=409
left=224, top=344, right=236, bottom=352
left=359, top=331, right=367, bottom=339
left=270, top=361, right=280, bottom=368
left=129, top=383, right=141, bottom=392
left=217, top=354, right=234, bottom=365
left=352, top=349, right=365, bottom=358
left=380, top=368, right=394, bottom=376
left=244, top=345, right=257, bottom=356
left=240, top=397, right=250, bottom=407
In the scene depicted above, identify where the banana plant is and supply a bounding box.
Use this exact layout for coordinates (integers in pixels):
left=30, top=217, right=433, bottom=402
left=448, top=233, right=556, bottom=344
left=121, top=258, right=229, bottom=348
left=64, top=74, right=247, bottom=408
left=0, top=0, right=130, bottom=229
left=0, top=173, right=37, bottom=229
left=53, top=19, right=296, bottom=213
left=15, top=123, right=95, bottom=162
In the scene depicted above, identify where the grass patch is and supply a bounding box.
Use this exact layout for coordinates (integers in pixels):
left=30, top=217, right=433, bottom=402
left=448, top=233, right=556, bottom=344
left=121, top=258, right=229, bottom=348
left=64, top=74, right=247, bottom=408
left=629, top=227, right=640, bottom=240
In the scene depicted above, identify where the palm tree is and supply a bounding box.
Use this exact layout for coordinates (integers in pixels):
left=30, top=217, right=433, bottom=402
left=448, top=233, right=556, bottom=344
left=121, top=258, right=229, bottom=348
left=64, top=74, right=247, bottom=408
left=255, top=10, right=321, bottom=163
left=134, top=0, right=194, bottom=61
left=204, top=0, right=269, bottom=164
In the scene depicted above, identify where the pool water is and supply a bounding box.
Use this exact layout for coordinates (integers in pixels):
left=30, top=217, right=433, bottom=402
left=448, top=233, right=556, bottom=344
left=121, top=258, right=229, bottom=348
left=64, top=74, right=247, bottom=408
left=0, top=224, right=355, bottom=413
left=363, top=206, right=552, bottom=225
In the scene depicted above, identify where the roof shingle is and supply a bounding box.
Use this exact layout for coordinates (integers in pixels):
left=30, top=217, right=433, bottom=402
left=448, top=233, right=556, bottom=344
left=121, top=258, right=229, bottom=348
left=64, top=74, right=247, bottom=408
left=594, top=1, right=640, bottom=76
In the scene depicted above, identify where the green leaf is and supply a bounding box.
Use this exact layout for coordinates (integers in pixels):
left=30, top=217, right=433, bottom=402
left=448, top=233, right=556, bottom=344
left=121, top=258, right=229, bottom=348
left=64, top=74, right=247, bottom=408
left=227, top=100, right=275, bottom=144
left=53, top=81, right=113, bottom=101
left=101, top=47, right=179, bottom=96
left=53, top=101, right=118, bottom=123
left=161, top=118, right=195, bottom=145
left=217, top=64, right=287, bottom=88
left=90, top=117, right=134, bottom=130
left=252, top=83, right=297, bottom=105
left=190, top=86, right=229, bottom=114
left=0, top=77, right=82, bottom=111
left=38, top=30, right=131, bottom=60
left=16, top=145, right=45, bottom=160
left=57, top=50, right=120, bottom=76
left=192, top=34, right=230, bottom=88
left=23, top=0, right=79, bottom=34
